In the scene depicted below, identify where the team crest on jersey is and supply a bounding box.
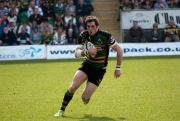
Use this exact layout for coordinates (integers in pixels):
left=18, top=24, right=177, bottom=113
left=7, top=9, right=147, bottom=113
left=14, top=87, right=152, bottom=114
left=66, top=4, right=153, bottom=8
left=97, top=39, right=102, bottom=45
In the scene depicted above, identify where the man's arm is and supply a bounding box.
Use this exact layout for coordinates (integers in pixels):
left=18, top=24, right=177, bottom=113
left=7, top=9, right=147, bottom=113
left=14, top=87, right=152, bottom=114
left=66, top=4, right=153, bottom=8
left=75, top=45, right=86, bottom=58
left=111, top=43, right=123, bottom=78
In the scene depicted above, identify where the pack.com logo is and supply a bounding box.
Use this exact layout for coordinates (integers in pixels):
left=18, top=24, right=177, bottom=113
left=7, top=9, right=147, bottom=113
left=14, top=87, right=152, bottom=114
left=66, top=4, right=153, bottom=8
left=19, top=47, right=41, bottom=57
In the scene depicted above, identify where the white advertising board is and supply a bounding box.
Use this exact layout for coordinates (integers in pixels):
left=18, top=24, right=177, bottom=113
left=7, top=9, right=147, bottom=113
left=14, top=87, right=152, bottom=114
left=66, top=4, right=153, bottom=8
left=121, top=9, right=180, bottom=29
left=117, top=42, right=180, bottom=57
left=46, top=43, right=180, bottom=59
left=47, top=45, right=76, bottom=59
left=0, top=45, right=46, bottom=61
left=0, top=43, right=179, bottom=61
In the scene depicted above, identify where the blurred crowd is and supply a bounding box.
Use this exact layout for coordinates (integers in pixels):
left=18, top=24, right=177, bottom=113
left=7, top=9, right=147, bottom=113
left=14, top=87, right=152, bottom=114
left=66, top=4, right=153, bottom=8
left=118, top=0, right=180, bottom=43
left=0, top=0, right=93, bottom=46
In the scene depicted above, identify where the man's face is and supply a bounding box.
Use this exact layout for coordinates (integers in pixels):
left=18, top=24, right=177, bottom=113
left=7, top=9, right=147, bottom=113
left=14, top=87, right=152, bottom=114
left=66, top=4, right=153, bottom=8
left=79, top=0, right=84, bottom=5
left=30, top=2, right=35, bottom=8
left=133, top=22, right=138, bottom=28
left=34, top=9, right=38, bottom=15
left=87, top=21, right=98, bottom=36
left=124, top=0, right=129, bottom=4
left=134, top=1, right=139, bottom=5
left=57, top=0, right=61, bottom=4
left=169, top=20, right=174, bottom=26
left=0, top=3, right=4, bottom=8
left=22, top=27, right=26, bottom=33
left=3, top=27, right=8, bottom=34
left=158, top=0, right=162, bottom=3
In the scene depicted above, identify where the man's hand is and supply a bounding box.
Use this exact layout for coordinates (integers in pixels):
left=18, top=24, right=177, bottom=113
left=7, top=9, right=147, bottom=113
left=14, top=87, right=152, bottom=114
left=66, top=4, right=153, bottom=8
left=114, top=70, right=122, bottom=78
left=88, top=46, right=97, bottom=55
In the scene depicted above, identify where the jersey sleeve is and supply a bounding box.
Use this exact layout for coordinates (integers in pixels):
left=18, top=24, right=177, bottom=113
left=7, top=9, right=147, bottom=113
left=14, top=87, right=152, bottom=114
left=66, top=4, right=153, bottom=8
left=77, top=33, right=86, bottom=45
left=107, top=35, right=116, bottom=47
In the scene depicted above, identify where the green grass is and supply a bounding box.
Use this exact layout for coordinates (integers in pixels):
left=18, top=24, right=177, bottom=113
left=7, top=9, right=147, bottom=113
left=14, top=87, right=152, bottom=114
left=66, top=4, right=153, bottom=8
left=0, top=56, right=180, bottom=121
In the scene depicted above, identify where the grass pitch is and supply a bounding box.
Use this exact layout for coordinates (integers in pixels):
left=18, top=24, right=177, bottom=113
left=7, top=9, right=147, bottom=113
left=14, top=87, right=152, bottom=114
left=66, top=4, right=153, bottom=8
left=0, top=56, right=180, bottom=121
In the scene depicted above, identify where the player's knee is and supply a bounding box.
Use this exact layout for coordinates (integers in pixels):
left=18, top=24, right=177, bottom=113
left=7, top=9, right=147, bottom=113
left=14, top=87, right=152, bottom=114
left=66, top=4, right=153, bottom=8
left=68, top=85, right=78, bottom=93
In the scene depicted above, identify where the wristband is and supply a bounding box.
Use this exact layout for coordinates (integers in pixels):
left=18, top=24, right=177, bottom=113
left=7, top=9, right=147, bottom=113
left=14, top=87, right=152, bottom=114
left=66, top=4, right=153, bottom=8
left=116, top=65, right=121, bottom=70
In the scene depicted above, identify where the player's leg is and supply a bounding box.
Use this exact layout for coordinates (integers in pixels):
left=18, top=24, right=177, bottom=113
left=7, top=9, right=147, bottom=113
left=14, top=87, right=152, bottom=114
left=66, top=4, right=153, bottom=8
left=82, top=81, right=98, bottom=104
left=81, top=68, right=106, bottom=104
left=54, top=70, right=87, bottom=117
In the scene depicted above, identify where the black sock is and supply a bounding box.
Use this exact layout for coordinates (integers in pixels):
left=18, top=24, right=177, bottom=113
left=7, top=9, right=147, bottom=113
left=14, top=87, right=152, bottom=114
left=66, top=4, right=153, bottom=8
left=60, top=90, right=74, bottom=111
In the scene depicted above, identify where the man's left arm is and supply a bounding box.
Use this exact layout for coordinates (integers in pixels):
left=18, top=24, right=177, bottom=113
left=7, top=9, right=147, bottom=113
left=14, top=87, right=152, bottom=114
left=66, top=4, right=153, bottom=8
left=111, top=43, right=123, bottom=78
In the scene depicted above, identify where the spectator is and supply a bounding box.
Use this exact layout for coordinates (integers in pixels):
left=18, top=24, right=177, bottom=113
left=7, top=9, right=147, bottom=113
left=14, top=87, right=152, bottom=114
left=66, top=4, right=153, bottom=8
left=76, top=0, right=88, bottom=17
left=18, top=21, right=31, bottom=35
left=164, top=19, right=179, bottom=42
left=132, top=0, right=143, bottom=9
left=7, top=19, right=18, bottom=34
left=129, top=21, right=146, bottom=43
left=143, top=0, right=152, bottom=9
left=150, top=23, right=162, bottom=42
left=167, top=0, right=179, bottom=8
left=63, top=9, right=76, bottom=27
left=77, top=16, right=86, bottom=31
left=174, top=0, right=180, bottom=7
left=0, top=13, right=6, bottom=24
left=53, top=27, right=66, bottom=45
left=30, top=26, right=41, bottom=45
left=122, top=0, right=132, bottom=12
left=9, top=2, right=19, bottom=16
left=30, top=19, right=41, bottom=34
left=17, top=26, right=31, bottom=45
left=0, top=1, right=8, bottom=17
left=4, top=0, right=10, bottom=9
left=40, top=26, right=53, bottom=45
left=54, top=18, right=65, bottom=31
left=75, top=0, right=91, bottom=5
left=41, top=18, right=53, bottom=34
left=29, top=8, right=43, bottom=25
left=0, top=18, right=6, bottom=35
left=27, top=1, right=43, bottom=18
left=16, top=1, right=21, bottom=12
left=65, top=19, right=77, bottom=38
left=66, top=28, right=76, bottom=44
left=131, top=0, right=144, bottom=4
left=66, top=0, right=76, bottom=17
left=6, top=10, right=17, bottom=25
left=117, top=0, right=132, bottom=21
left=0, top=27, right=17, bottom=46
left=54, top=0, right=66, bottom=19
left=42, top=1, right=55, bottom=21
left=16, top=1, right=28, bottom=25
left=33, top=0, right=43, bottom=6
left=78, top=25, right=84, bottom=34
left=154, top=0, right=168, bottom=9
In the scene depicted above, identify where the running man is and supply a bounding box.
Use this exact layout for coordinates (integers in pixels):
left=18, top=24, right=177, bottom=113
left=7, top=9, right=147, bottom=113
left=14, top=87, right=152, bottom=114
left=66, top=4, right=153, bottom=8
left=54, top=15, right=123, bottom=117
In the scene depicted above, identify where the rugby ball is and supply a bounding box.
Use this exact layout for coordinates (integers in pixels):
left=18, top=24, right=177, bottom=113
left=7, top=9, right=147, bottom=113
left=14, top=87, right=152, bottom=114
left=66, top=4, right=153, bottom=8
left=83, top=42, right=96, bottom=58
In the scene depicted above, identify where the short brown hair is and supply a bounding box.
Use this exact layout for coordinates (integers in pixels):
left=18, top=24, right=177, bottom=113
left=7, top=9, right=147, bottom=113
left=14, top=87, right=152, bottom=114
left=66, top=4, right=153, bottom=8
left=153, top=23, right=158, bottom=27
left=85, top=16, right=99, bottom=26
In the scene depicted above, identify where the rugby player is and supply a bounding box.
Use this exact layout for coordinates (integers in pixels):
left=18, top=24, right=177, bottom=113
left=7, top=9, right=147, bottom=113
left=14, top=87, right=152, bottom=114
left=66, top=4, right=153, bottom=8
left=54, top=15, right=123, bottom=117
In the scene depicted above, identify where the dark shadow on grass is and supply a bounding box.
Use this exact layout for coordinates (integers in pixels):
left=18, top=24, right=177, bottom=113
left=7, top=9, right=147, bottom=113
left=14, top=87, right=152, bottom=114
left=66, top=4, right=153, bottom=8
left=63, top=114, right=126, bottom=121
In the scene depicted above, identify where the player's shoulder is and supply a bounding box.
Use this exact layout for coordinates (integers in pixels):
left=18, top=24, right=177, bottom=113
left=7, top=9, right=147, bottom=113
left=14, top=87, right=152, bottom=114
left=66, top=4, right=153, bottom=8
left=98, top=29, right=111, bottom=38
left=80, top=30, right=88, bottom=36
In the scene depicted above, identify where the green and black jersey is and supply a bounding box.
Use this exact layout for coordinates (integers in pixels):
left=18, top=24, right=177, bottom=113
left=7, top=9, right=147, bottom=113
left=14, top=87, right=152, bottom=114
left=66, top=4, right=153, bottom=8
left=78, top=29, right=116, bottom=69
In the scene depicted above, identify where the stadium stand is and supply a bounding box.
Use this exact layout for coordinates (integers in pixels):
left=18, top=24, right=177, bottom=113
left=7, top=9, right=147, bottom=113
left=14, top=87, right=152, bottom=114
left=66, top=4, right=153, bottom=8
left=91, top=0, right=121, bottom=42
